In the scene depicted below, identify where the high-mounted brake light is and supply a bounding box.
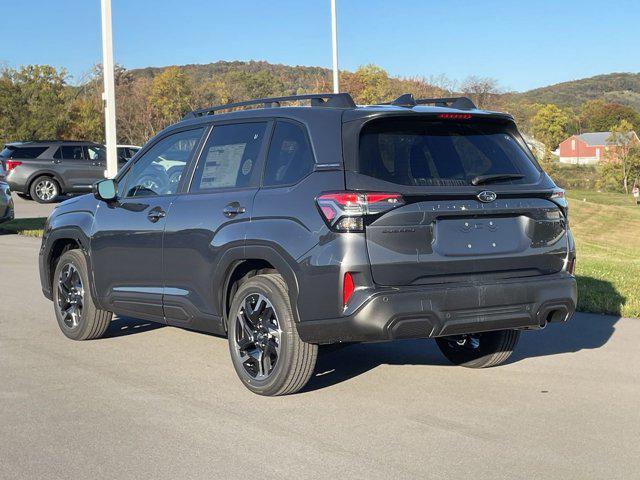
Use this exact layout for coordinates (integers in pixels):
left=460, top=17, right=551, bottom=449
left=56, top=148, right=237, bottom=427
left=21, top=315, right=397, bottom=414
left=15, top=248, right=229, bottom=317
left=316, top=192, right=404, bottom=232
left=437, top=113, right=472, bottom=120
left=4, top=160, right=22, bottom=172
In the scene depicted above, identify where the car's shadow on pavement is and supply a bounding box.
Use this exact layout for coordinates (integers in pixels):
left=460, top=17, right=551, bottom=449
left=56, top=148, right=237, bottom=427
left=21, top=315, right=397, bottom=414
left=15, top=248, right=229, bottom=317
left=102, top=316, right=165, bottom=338
left=304, top=313, right=621, bottom=392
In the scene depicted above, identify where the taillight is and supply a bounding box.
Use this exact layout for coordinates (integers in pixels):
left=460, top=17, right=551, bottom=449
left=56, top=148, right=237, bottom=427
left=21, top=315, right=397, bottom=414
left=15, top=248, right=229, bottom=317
left=343, top=272, right=355, bottom=307
left=549, top=188, right=568, bottom=218
left=566, top=257, right=575, bottom=275
left=5, top=160, right=22, bottom=172
left=316, top=191, right=404, bottom=232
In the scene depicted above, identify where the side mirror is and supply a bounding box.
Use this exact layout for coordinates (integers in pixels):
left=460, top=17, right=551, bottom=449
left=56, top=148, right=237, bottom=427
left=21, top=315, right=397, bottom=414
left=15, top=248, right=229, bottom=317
left=93, top=179, right=118, bottom=202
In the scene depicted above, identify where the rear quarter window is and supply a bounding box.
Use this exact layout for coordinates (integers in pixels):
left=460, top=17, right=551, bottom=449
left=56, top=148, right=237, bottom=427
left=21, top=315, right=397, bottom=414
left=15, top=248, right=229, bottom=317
left=2, top=146, right=48, bottom=159
left=358, top=118, right=541, bottom=187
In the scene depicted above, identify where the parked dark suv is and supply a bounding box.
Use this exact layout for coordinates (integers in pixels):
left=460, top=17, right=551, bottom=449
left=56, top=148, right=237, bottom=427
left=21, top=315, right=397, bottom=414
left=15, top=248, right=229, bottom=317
left=39, top=93, right=577, bottom=396
left=1, top=141, right=135, bottom=203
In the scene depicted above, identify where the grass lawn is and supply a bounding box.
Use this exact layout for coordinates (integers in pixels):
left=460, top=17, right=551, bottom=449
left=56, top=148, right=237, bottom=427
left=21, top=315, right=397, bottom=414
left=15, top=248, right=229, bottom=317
left=0, top=217, right=46, bottom=237
left=567, top=189, right=640, bottom=318
left=1, top=189, right=638, bottom=318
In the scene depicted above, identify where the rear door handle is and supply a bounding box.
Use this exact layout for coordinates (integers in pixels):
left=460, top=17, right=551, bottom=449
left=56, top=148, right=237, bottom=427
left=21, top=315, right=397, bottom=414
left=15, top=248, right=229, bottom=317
left=147, top=207, right=166, bottom=223
left=223, top=202, right=246, bottom=217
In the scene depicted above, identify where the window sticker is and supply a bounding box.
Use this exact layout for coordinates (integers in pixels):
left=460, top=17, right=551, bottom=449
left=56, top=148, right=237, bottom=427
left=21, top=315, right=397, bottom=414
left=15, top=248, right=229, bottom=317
left=200, top=143, right=246, bottom=189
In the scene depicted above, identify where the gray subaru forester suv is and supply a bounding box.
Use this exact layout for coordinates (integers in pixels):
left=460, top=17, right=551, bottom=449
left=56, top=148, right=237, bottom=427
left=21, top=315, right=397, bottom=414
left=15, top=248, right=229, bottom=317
left=38, top=93, right=577, bottom=396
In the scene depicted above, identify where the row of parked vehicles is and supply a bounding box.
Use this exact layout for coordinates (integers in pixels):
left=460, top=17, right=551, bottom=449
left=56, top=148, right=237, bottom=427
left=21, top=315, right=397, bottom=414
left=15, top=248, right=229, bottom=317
left=0, top=141, right=140, bottom=203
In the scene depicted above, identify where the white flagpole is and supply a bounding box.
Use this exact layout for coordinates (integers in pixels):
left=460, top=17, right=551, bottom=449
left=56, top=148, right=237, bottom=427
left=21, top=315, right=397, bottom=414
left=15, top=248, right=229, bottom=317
left=100, top=0, right=118, bottom=179
left=331, top=0, right=339, bottom=93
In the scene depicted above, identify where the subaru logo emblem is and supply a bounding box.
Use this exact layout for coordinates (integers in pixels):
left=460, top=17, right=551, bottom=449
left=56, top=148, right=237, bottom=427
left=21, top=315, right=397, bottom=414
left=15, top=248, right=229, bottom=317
left=477, top=190, right=497, bottom=203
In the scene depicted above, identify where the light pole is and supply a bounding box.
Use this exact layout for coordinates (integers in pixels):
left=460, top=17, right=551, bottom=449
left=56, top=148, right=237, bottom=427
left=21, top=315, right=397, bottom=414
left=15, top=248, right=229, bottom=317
left=100, top=0, right=118, bottom=178
left=330, top=0, right=339, bottom=93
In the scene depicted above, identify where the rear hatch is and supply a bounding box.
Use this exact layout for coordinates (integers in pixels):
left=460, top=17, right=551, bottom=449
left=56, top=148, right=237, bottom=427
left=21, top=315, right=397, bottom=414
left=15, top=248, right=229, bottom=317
left=348, top=114, right=568, bottom=286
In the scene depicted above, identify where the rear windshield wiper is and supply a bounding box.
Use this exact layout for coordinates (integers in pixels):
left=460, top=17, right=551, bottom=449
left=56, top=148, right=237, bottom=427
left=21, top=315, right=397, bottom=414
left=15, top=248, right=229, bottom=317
left=471, top=174, right=525, bottom=186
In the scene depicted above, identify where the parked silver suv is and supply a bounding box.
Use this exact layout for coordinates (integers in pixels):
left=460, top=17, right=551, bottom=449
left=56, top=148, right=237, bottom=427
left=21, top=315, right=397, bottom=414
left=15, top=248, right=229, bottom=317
left=1, top=141, right=139, bottom=203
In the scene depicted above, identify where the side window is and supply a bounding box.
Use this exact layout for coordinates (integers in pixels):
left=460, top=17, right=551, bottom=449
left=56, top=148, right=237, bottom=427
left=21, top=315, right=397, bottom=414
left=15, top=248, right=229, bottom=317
left=11, top=146, right=48, bottom=159
left=122, top=128, right=204, bottom=198
left=263, top=121, right=314, bottom=187
left=61, top=145, right=85, bottom=160
left=85, top=145, right=105, bottom=161
left=191, top=122, right=267, bottom=192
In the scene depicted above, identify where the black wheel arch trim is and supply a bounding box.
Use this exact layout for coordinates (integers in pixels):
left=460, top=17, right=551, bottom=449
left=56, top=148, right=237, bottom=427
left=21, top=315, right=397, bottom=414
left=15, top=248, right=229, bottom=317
left=41, top=227, right=103, bottom=309
left=215, top=244, right=301, bottom=327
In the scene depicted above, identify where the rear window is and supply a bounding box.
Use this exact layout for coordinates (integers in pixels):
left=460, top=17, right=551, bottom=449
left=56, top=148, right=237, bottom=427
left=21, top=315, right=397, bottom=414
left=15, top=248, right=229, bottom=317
left=0, top=146, right=48, bottom=159
left=358, top=118, right=541, bottom=187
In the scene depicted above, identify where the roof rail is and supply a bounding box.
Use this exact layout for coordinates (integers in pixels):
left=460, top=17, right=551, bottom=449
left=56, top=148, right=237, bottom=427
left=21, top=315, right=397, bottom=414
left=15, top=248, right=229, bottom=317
left=388, top=94, right=477, bottom=110
left=183, top=93, right=356, bottom=119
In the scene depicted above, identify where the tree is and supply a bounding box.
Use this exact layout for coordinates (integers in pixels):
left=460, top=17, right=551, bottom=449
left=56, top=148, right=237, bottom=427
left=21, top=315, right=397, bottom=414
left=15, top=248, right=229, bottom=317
left=605, top=120, right=640, bottom=194
left=0, top=65, right=68, bottom=142
left=531, top=104, right=570, bottom=149
left=460, top=76, right=501, bottom=109
left=344, top=65, right=392, bottom=104
left=579, top=100, right=640, bottom=133
left=149, top=67, right=193, bottom=129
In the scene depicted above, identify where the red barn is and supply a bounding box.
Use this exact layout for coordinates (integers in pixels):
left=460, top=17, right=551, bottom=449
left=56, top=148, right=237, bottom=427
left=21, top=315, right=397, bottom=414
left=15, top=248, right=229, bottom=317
left=558, top=131, right=639, bottom=165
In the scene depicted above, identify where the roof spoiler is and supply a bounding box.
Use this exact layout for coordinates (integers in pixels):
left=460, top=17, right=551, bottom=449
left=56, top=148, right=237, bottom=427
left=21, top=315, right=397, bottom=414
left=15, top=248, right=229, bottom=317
left=183, top=93, right=356, bottom=119
left=388, top=93, right=477, bottom=110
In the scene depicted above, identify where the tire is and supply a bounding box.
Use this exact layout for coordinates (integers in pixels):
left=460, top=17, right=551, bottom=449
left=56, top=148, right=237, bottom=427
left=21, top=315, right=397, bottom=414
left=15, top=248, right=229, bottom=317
left=52, top=249, right=112, bottom=340
left=228, top=273, right=318, bottom=396
left=30, top=176, right=60, bottom=203
left=435, top=329, right=520, bottom=368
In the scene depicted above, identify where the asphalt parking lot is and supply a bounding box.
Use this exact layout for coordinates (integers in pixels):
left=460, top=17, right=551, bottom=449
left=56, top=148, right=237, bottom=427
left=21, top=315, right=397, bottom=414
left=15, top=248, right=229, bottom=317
left=1, top=213, right=639, bottom=479
left=11, top=194, right=63, bottom=219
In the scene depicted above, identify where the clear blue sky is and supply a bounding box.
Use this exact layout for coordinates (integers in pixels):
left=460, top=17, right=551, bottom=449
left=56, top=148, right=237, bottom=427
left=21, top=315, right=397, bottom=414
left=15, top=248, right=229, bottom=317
left=1, top=0, right=639, bottom=92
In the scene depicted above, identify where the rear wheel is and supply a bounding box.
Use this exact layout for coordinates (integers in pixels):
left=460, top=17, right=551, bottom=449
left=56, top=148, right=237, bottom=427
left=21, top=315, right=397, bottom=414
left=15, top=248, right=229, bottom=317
left=53, top=250, right=112, bottom=340
left=30, top=176, right=60, bottom=203
left=228, top=274, right=317, bottom=396
left=435, top=329, right=520, bottom=368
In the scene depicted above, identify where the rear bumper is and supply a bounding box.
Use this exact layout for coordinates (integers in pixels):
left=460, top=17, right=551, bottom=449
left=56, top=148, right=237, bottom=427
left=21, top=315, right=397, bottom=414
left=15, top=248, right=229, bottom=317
left=296, top=273, right=577, bottom=344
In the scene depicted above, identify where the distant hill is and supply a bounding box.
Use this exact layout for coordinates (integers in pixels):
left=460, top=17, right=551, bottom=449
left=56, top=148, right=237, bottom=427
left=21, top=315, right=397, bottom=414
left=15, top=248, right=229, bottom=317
left=130, top=60, right=333, bottom=94
left=516, top=73, right=640, bottom=110
left=131, top=63, right=640, bottom=112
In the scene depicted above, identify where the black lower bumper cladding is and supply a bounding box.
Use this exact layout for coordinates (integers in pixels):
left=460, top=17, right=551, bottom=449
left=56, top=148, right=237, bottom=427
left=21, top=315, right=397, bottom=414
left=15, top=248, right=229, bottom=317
left=296, top=273, right=577, bottom=344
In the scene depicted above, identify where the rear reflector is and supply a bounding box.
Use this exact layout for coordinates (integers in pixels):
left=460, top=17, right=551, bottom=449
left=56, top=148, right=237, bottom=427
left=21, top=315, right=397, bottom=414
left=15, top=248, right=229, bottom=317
left=4, top=161, right=22, bottom=172
left=343, top=272, right=355, bottom=306
left=316, top=191, right=404, bottom=232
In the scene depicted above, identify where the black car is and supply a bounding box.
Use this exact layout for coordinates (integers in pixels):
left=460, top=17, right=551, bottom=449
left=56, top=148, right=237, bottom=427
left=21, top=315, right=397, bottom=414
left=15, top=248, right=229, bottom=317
left=1, top=141, right=135, bottom=203
left=39, top=93, right=577, bottom=396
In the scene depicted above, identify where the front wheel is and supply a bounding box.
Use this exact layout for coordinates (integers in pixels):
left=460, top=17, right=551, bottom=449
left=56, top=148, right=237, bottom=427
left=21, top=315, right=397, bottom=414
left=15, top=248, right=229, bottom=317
left=435, top=329, right=520, bottom=368
left=228, top=274, right=318, bottom=396
left=53, top=250, right=112, bottom=340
